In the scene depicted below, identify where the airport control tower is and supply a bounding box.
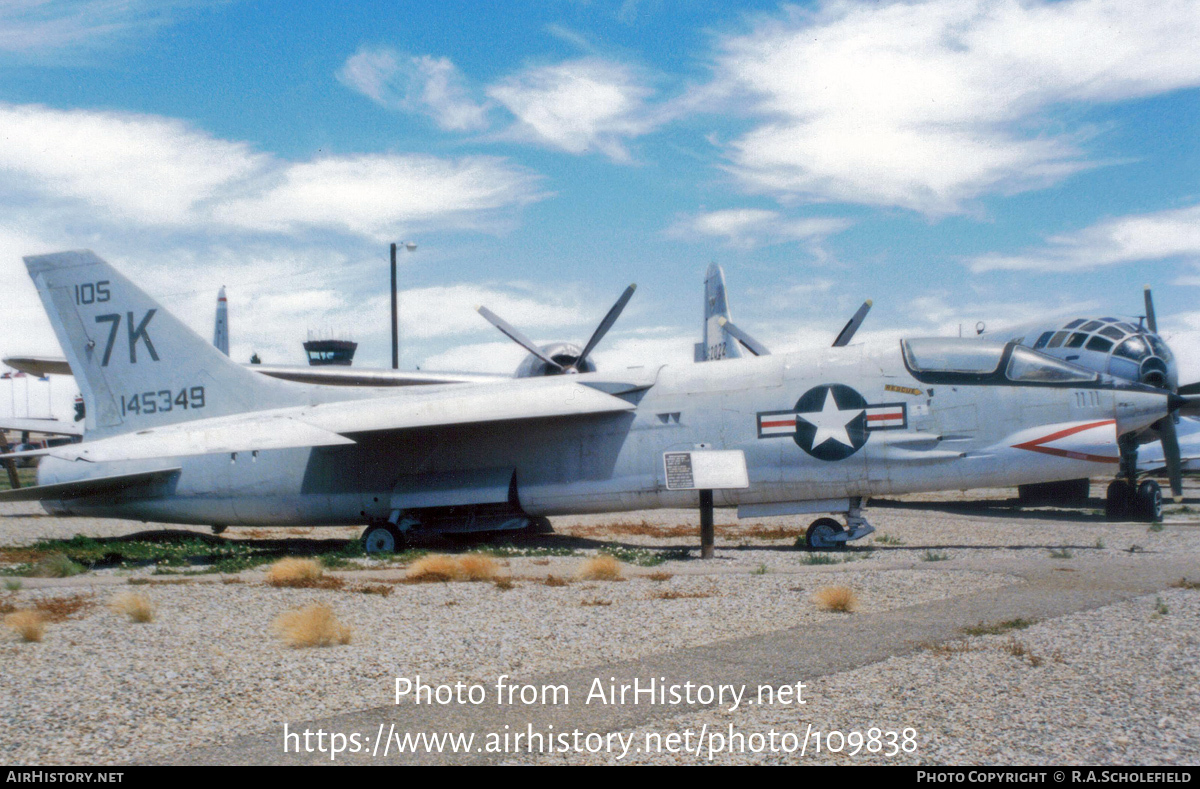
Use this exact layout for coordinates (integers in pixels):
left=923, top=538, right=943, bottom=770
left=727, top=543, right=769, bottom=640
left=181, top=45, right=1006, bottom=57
left=302, top=330, right=357, bottom=366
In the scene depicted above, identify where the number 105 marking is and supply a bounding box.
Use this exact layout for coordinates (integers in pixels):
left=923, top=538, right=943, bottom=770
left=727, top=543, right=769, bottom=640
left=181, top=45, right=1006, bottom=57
left=120, top=386, right=205, bottom=416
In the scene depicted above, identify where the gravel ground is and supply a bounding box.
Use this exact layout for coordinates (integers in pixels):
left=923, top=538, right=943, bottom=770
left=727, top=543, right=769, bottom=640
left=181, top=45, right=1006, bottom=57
left=0, top=561, right=1013, bottom=765
left=1, top=481, right=1198, bottom=766
left=515, top=587, right=1200, bottom=765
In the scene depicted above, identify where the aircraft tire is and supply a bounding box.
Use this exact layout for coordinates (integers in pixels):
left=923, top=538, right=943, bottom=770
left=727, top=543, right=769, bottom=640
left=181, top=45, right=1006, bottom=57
left=1105, top=481, right=1132, bottom=520
left=526, top=516, right=554, bottom=535
left=361, top=522, right=404, bottom=554
left=804, top=518, right=846, bottom=552
left=1135, top=480, right=1163, bottom=523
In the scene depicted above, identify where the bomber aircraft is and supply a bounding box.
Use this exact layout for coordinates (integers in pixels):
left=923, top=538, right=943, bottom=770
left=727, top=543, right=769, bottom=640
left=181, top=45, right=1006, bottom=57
left=976, top=287, right=1200, bottom=518
left=0, top=251, right=1191, bottom=552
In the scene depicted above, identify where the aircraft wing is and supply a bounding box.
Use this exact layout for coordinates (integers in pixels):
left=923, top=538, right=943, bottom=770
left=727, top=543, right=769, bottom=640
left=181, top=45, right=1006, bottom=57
left=5, top=355, right=503, bottom=387
left=3, top=378, right=640, bottom=464
left=250, top=365, right=504, bottom=387
left=3, top=356, right=71, bottom=376
left=0, top=467, right=180, bottom=502
left=0, top=417, right=83, bottom=437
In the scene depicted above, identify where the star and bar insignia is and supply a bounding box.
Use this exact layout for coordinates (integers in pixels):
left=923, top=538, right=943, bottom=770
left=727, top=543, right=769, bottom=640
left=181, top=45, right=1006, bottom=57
left=757, top=384, right=907, bottom=461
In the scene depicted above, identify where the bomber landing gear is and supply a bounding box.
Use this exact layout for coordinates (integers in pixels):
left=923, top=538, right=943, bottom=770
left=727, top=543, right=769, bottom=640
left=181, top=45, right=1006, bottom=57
left=361, top=521, right=406, bottom=554
left=1105, top=479, right=1163, bottom=523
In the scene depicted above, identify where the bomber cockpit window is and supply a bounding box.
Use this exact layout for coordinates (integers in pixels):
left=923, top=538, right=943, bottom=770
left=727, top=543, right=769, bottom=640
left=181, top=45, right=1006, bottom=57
left=1147, top=335, right=1174, bottom=362
left=1114, top=336, right=1150, bottom=361
left=1032, top=331, right=1054, bottom=349
left=1005, top=347, right=1099, bottom=384
left=902, top=338, right=1007, bottom=375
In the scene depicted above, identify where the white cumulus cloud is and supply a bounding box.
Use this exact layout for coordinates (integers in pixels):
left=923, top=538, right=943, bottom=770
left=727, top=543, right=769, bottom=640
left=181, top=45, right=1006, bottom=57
left=487, top=58, right=660, bottom=162
left=337, top=46, right=491, bottom=131
left=969, top=204, right=1200, bottom=273
left=710, top=0, right=1200, bottom=214
left=669, top=208, right=850, bottom=248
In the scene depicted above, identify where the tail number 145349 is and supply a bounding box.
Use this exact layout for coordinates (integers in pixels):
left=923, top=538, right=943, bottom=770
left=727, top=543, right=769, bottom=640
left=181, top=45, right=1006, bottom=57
left=120, top=386, right=205, bottom=416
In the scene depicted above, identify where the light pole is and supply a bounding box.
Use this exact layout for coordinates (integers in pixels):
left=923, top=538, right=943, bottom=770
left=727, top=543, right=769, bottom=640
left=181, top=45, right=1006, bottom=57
left=390, top=241, right=417, bottom=369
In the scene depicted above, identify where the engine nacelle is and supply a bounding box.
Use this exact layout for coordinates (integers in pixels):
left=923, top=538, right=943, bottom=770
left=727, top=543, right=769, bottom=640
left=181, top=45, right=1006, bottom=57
left=514, top=342, right=597, bottom=377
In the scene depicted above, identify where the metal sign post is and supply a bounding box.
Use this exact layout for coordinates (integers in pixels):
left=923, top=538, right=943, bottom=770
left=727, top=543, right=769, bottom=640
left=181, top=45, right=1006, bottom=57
left=663, top=449, right=749, bottom=559
left=389, top=243, right=399, bottom=370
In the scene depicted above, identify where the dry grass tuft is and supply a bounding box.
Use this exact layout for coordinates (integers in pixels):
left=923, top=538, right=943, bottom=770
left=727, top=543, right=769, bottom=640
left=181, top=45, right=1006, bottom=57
left=652, top=589, right=711, bottom=600
left=458, top=554, right=499, bottom=582
left=925, top=638, right=977, bottom=657
left=271, top=603, right=352, bottom=648
left=811, top=585, right=859, bottom=613
left=110, top=592, right=155, bottom=623
left=5, top=610, right=45, bottom=642
left=494, top=577, right=514, bottom=591
left=406, top=554, right=461, bottom=582
left=266, top=558, right=325, bottom=588
left=543, top=574, right=569, bottom=587
left=351, top=583, right=393, bottom=597
left=580, top=598, right=612, bottom=607
left=1, top=594, right=94, bottom=623
left=646, top=571, right=673, bottom=582
left=577, top=555, right=623, bottom=581
left=1171, top=577, right=1200, bottom=590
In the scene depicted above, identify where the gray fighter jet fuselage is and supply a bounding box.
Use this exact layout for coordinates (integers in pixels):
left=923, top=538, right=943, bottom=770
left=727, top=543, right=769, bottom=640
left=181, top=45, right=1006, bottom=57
left=4, top=252, right=1183, bottom=551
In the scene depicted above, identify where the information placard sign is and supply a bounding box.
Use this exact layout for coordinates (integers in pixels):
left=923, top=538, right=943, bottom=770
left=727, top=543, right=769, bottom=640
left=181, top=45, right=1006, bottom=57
left=663, top=450, right=749, bottom=490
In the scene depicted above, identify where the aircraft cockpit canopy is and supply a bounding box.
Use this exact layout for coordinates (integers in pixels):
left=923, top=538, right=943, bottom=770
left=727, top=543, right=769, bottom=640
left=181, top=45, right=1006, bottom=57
left=902, top=338, right=1099, bottom=386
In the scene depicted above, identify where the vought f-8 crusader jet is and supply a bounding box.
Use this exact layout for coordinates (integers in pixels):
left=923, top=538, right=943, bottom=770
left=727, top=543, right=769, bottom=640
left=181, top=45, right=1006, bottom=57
left=1, top=251, right=1191, bottom=551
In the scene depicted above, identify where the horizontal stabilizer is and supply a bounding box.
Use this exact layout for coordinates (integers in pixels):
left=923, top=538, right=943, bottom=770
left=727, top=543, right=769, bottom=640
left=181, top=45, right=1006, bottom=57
left=0, top=467, right=180, bottom=502
left=2, top=356, right=71, bottom=376
left=0, top=417, right=83, bottom=437
left=7, top=416, right=355, bottom=463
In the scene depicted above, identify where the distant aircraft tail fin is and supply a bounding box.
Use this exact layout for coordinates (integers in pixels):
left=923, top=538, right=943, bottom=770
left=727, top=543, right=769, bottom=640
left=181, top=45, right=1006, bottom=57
left=699, top=262, right=743, bottom=362
left=213, top=286, right=229, bottom=356
left=24, top=250, right=305, bottom=439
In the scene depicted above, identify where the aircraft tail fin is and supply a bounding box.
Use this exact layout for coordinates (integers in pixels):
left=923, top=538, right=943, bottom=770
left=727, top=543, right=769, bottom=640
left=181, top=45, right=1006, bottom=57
left=213, top=286, right=229, bottom=356
left=700, top=262, right=743, bottom=362
left=24, top=251, right=305, bottom=439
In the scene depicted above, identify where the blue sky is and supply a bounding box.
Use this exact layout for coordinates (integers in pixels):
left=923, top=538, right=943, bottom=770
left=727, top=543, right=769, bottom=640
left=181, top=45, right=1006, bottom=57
left=1, top=0, right=1199, bottom=408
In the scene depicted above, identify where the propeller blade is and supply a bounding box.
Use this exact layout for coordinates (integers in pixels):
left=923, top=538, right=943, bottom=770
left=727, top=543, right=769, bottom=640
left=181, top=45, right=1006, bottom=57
left=1144, top=285, right=1158, bottom=333
left=1178, top=381, right=1200, bottom=397
left=832, top=299, right=873, bottom=347
left=717, top=317, right=771, bottom=357
left=572, top=284, right=637, bottom=371
left=1170, top=393, right=1200, bottom=417
left=1158, top=417, right=1185, bottom=502
left=475, top=305, right=565, bottom=372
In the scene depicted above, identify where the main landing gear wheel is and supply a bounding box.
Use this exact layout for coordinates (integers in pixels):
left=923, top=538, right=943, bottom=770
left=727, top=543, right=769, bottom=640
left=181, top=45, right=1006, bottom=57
left=804, top=517, right=846, bottom=552
left=1135, top=480, right=1163, bottom=523
left=1105, top=480, right=1132, bottom=521
left=361, top=522, right=404, bottom=554
left=1105, top=479, right=1163, bottom=523
left=526, top=516, right=554, bottom=535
